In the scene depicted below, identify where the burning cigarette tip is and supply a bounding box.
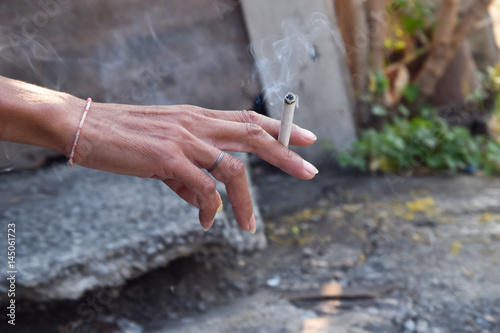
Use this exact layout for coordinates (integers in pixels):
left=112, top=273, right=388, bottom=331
left=285, top=92, right=297, bottom=105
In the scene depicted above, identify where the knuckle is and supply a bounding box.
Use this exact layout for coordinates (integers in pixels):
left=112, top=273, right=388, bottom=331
left=190, top=107, right=210, bottom=120
left=182, top=104, right=200, bottom=113
left=199, top=177, right=216, bottom=197
left=245, top=123, right=266, bottom=140
left=198, top=107, right=213, bottom=118
left=283, top=147, right=295, bottom=160
left=171, top=127, right=191, bottom=143
left=241, top=110, right=261, bottom=124
left=226, top=156, right=246, bottom=178
left=277, top=147, right=297, bottom=169
left=176, top=105, right=205, bottom=123
left=166, top=157, right=186, bottom=179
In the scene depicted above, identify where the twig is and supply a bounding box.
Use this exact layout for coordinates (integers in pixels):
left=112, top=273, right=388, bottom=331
left=284, top=283, right=399, bottom=303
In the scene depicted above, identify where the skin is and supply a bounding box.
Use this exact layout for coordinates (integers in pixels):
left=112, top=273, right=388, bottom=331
left=0, top=75, right=318, bottom=233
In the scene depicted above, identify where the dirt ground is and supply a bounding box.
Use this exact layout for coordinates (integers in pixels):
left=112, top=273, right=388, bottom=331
left=4, top=160, right=500, bottom=333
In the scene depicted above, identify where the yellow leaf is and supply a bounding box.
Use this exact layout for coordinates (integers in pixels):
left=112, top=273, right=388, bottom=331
left=328, top=209, right=343, bottom=219
left=369, top=73, right=377, bottom=93
left=394, top=40, right=407, bottom=51
left=379, top=157, right=393, bottom=172
left=479, top=213, right=495, bottom=223
left=357, top=253, right=366, bottom=265
left=404, top=212, right=415, bottom=221
left=369, top=158, right=380, bottom=173
left=342, top=204, right=363, bottom=214
left=383, top=38, right=393, bottom=49
left=405, top=197, right=436, bottom=212
left=450, top=241, right=462, bottom=256
left=438, top=216, right=455, bottom=224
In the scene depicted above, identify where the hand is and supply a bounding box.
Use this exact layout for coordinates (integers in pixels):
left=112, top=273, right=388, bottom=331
left=66, top=100, right=318, bottom=232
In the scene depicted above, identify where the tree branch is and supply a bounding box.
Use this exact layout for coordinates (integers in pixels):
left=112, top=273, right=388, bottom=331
left=414, top=0, right=460, bottom=97
left=452, top=0, right=493, bottom=50
left=366, top=0, right=388, bottom=72
left=415, top=0, right=493, bottom=98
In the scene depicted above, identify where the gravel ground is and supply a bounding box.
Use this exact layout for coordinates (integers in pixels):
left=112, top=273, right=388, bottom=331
left=2, top=161, right=500, bottom=333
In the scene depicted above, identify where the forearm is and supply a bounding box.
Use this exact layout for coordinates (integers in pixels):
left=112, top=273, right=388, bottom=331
left=0, top=75, right=85, bottom=155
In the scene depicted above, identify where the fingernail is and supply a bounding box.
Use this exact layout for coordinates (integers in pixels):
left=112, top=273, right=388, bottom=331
left=204, top=219, right=214, bottom=232
left=301, top=128, right=317, bottom=141
left=248, top=214, right=256, bottom=234
left=216, top=202, right=223, bottom=214
left=303, top=159, right=319, bottom=176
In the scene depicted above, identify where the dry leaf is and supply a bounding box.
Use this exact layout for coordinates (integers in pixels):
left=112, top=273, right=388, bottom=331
left=405, top=197, right=436, bottom=212
left=450, top=241, right=463, bottom=256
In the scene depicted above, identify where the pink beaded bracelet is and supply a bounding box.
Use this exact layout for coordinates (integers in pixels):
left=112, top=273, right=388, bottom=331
left=68, top=98, right=92, bottom=168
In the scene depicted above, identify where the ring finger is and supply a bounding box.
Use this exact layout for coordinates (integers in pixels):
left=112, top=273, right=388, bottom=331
left=185, top=139, right=255, bottom=232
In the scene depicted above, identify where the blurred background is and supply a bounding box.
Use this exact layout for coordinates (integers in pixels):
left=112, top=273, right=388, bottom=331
left=1, top=0, right=500, bottom=332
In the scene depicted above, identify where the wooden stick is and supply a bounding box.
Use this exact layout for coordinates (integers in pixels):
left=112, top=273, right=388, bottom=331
left=284, top=283, right=399, bottom=302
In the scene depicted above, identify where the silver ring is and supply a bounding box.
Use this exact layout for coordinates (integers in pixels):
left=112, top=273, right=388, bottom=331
left=208, top=152, right=225, bottom=173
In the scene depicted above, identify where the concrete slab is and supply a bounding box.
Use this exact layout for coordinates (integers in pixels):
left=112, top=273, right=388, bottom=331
left=0, top=153, right=265, bottom=303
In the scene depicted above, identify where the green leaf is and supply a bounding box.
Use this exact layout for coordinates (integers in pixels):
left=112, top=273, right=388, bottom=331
left=495, top=93, right=500, bottom=112
left=337, top=96, right=500, bottom=175
left=443, top=155, right=457, bottom=172
left=398, top=104, right=410, bottom=117
left=425, top=155, right=443, bottom=169
left=401, top=15, right=424, bottom=33
left=372, top=105, right=388, bottom=116
left=420, top=105, right=437, bottom=118
left=485, top=162, right=497, bottom=176
left=422, top=138, right=437, bottom=149
left=403, top=84, right=420, bottom=104
left=374, top=70, right=389, bottom=94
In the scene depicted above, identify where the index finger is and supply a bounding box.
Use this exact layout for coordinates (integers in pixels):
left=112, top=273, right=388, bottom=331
left=202, top=109, right=317, bottom=147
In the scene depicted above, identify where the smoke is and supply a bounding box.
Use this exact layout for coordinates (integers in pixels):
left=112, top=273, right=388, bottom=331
left=0, top=6, right=173, bottom=105
left=0, top=26, right=65, bottom=90
left=250, top=12, right=345, bottom=111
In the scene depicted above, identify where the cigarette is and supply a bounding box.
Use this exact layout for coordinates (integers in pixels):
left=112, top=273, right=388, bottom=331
left=278, top=92, right=297, bottom=147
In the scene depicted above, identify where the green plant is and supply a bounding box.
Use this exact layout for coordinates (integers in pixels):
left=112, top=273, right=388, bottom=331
left=486, top=64, right=500, bottom=115
left=338, top=107, right=500, bottom=175
left=343, top=1, right=500, bottom=176
left=390, top=0, right=436, bottom=35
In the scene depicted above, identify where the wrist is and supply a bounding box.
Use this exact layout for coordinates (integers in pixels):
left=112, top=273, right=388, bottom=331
left=54, top=93, right=88, bottom=157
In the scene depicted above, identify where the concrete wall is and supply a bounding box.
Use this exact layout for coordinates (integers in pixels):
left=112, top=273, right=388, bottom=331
left=0, top=0, right=257, bottom=169
left=240, top=0, right=357, bottom=165
left=1, top=0, right=358, bottom=169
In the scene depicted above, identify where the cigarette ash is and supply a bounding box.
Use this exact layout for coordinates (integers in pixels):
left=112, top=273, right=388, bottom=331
left=285, top=92, right=296, bottom=105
